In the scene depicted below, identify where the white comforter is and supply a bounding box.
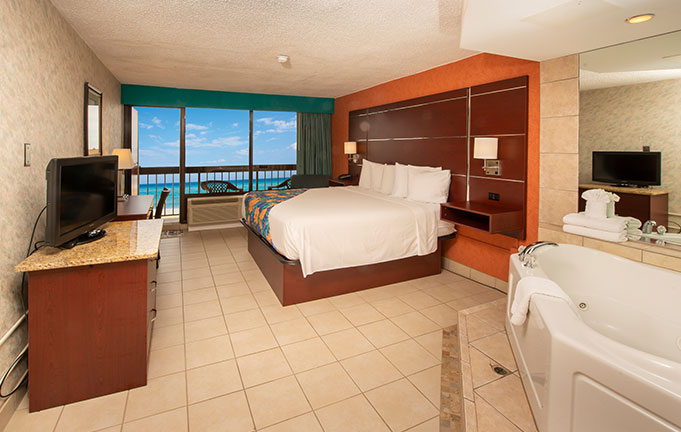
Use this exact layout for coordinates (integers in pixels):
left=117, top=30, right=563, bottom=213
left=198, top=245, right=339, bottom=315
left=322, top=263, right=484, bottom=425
left=268, top=186, right=441, bottom=277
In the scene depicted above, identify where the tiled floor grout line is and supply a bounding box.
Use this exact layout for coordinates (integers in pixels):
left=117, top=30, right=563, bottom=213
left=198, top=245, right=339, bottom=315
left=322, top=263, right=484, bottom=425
left=180, top=242, right=194, bottom=431
left=210, top=239, right=259, bottom=432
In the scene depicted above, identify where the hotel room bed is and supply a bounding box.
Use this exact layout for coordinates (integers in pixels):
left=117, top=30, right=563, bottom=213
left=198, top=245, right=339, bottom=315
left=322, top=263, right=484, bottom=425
left=242, top=186, right=456, bottom=305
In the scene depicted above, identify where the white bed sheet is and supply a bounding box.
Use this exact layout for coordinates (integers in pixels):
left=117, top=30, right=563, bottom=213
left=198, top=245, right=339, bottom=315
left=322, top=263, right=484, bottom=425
left=268, top=186, right=453, bottom=277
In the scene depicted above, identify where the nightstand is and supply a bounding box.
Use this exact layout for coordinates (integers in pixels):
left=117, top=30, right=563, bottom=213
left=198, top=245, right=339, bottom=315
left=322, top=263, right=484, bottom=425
left=328, top=177, right=359, bottom=187
left=440, top=201, right=523, bottom=235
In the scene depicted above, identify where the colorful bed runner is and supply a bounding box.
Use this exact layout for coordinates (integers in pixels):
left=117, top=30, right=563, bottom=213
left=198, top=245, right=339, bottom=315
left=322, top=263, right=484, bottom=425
left=244, top=189, right=307, bottom=244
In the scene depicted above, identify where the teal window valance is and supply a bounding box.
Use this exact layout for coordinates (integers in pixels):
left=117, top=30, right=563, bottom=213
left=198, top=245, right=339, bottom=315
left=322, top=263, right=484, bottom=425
left=121, top=85, right=334, bottom=114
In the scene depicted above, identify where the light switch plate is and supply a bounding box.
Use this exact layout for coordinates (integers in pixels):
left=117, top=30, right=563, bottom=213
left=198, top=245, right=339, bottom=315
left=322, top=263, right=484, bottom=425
left=24, top=143, right=30, bottom=167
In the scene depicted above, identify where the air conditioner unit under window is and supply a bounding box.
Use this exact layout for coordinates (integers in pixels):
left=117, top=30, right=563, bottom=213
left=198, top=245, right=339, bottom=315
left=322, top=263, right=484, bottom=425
left=187, top=196, right=243, bottom=226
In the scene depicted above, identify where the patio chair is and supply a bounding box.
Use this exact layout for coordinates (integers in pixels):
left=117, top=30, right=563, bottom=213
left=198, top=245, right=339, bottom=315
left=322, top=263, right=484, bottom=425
left=200, top=180, right=244, bottom=193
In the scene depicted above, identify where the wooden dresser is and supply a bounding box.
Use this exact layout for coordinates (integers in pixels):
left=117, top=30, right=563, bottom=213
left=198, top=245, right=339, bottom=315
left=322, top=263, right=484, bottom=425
left=15, top=219, right=162, bottom=412
left=579, top=183, right=669, bottom=227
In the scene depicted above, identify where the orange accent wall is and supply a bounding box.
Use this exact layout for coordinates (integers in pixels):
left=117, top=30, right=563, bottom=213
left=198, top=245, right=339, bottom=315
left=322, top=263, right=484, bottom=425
left=331, top=53, right=540, bottom=281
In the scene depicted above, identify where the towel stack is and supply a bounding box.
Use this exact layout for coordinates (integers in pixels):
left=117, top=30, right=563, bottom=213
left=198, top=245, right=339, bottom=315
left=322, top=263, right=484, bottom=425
left=562, top=189, right=642, bottom=242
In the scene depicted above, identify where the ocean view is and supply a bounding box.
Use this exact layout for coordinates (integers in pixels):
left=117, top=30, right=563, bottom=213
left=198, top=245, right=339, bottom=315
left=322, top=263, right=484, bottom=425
left=138, top=178, right=289, bottom=212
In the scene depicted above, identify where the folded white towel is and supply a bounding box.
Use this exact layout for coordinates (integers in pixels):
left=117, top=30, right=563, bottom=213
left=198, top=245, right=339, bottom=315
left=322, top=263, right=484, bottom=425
left=563, top=213, right=627, bottom=233
left=562, top=213, right=642, bottom=233
left=511, top=276, right=573, bottom=326
left=627, top=228, right=643, bottom=239
left=563, top=224, right=628, bottom=242
left=616, top=215, right=642, bottom=229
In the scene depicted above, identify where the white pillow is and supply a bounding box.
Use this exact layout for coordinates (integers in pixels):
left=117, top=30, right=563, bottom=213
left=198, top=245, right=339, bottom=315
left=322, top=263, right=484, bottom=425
left=379, top=164, right=395, bottom=194
left=358, top=161, right=372, bottom=188
left=407, top=169, right=451, bottom=204
left=371, top=163, right=385, bottom=192
left=390, top=163, right=410, bottom=198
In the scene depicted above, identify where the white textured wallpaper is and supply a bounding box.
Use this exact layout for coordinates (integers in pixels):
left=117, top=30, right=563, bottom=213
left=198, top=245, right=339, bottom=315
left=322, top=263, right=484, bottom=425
left=0, top=0, right=122, bottom=405
left=579, top=78, right=681, bottom=215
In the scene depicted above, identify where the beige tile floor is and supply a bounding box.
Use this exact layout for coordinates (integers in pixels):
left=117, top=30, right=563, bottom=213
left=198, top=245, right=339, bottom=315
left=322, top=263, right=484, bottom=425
left=6, top=227, right=508, bottom=432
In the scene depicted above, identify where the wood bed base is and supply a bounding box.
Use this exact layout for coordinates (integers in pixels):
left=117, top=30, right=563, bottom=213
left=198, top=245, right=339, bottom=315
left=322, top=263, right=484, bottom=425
left=243, top=221, right=448, bottom=305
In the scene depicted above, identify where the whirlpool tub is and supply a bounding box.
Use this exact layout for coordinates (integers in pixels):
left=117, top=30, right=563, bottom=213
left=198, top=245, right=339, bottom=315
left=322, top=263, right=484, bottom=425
left=506, top=243, right=681, bottom=432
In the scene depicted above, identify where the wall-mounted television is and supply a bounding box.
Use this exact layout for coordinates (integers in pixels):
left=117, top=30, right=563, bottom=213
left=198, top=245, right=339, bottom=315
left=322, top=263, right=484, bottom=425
left=592, top=151, right=661, bottom=187
left=46, top=156, right=118, bottom=248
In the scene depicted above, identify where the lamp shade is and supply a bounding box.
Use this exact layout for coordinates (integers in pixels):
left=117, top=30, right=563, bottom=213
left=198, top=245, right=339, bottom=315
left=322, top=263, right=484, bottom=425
left=112, top=148, right=135, bottom=170
left=473, top=137, right=498, bottom=159
left=344, top=141, right=357, bottom=155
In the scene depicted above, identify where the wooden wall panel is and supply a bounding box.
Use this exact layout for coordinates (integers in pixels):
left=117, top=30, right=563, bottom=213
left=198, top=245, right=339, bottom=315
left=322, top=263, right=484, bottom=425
left=367, top=138, right=467, bottom=175
left=470, top=87, right=527, bottom=136
left=367, top=98, right=467, bottom=139
left=350, top=76, right=528, bottom=239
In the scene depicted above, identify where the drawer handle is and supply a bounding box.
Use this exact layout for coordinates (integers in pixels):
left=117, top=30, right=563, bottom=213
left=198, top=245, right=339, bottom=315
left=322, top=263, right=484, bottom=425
left=150, top=308, right=157, bottom=323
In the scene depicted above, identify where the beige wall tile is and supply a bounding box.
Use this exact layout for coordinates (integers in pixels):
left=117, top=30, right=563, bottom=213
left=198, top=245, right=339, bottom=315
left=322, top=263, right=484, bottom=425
left=540, top=79, right=580, bottom=118
left=539, top=188, right=578, bottom=225
left=539, top=153, right=578, bottom=191
left=582, top=238, right=643, bottom=261
left=642, top=251, right=681, bottom=272
left=538, top=226, right=584, bottom=246
left=539, top=116, right=579, bottom=154
left=540, top=55, right=579, bottom=83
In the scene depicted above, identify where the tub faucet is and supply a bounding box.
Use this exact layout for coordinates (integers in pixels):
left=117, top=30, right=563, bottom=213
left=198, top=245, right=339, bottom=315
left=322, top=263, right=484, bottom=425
left=642, top=220, right=657, bottom=234
left=518, top=241, right=558, bottom=268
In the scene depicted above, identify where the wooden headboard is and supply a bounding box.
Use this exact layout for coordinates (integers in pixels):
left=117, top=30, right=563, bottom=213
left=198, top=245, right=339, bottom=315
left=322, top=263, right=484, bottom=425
left=348, top=76, right=528, bottom=239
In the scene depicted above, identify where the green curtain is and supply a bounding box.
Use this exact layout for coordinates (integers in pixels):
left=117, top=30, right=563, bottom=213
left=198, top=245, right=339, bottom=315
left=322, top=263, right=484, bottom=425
left=296, top=112, right=332, bottom=176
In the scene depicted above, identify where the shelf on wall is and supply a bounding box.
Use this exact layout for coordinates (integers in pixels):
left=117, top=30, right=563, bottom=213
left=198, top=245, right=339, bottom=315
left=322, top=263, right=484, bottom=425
left=441, top=201, right=523, bottom=235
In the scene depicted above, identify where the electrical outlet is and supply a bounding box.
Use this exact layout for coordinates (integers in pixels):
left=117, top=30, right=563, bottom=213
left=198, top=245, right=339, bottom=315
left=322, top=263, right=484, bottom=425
left=24, top=143, right=30, bottom=167
left=488, top=192, right=500, bottom=201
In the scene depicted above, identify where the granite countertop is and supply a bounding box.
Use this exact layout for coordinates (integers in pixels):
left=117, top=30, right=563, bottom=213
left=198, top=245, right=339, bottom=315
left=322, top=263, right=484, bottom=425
left=579, top=183, right=671, bottom=196
left=15, top=219, right=163, bottom=273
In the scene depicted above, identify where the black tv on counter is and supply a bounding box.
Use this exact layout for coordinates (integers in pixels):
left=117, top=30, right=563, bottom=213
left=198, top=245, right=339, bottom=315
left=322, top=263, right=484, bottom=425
left=592, top=151, right=661, bottom=187
left=46, top=156, right=118, bottom=248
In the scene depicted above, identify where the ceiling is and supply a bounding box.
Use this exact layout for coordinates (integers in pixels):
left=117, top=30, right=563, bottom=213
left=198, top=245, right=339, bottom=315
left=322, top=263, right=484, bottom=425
left=50, top=0, right=681, bottom=98
left=461, top=0, right=681, bottom=61
left=580, top=30, right=681, bottom=90
left=50, top=0, right=475, bottom=98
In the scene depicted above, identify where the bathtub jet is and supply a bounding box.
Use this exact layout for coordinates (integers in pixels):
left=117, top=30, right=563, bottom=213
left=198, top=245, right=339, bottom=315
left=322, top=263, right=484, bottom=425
left=506, top=244, right=681, bottom=432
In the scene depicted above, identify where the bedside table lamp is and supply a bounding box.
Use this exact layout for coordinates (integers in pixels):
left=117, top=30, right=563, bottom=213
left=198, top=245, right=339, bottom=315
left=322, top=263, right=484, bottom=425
left=112, top=148, right=135, bottom=200
left=344, top=141, right=359, bottom=163
left=473, top=137, right=501, bottom=176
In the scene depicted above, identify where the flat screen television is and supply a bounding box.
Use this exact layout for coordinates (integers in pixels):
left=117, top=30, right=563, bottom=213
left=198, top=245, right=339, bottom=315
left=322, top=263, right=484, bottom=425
left=46, top=156, right=118, bottom=248
left=592, top=151, right=661, bottom=187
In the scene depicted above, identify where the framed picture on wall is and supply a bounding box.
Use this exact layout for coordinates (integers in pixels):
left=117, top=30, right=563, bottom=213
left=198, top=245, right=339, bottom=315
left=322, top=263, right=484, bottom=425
left=84, top=82, right=102, bottom=156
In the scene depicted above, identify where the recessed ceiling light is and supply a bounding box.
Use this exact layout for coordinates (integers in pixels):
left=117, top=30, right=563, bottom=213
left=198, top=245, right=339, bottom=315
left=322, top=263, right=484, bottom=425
left=277, top=55, right=289, bottom=63
left=625, top=13, right=654, bottom=24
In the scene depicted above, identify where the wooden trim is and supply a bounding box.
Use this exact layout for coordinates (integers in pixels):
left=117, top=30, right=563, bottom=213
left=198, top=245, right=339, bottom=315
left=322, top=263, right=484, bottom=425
left=245, top=224, right=442, bottom=306
left=248, top=111, right=254, bottom=191
left=179, top=108, right=187, bottom=223
left=123, top=105, right=132, bottom=195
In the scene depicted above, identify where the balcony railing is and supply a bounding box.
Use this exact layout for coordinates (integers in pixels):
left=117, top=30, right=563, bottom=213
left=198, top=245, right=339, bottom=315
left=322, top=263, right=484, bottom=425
left=138, top=164, right=296, bottom=217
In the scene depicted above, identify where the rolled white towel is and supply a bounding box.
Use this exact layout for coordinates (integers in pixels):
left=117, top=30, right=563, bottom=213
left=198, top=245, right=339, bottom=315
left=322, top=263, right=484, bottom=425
left=563, top=224, right=628, bottom=242
left=511, top=276, right=574, bottom=326
left=581, top=188, right=612, bottom=203
left=582, top=189, right=616, bottom=219
left=563, top=213, right=628, bottom=233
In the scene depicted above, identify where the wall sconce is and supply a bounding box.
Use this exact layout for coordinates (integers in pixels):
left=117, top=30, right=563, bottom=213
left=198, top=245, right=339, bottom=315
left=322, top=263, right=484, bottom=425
left=473, top=137, right=501, bottom=176
left=344, top=141, right=359, bottom=163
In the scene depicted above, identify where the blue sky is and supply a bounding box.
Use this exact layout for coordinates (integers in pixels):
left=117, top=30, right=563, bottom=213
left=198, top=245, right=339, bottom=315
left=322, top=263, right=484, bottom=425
left=136, top=107, right=297, bottom=167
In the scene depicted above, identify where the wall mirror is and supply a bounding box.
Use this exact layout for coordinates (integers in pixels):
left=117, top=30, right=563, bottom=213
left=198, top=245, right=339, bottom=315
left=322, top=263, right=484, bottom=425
left=579, top=30, right=681, bottom=247
left=84, top=82, right=102, bottom=156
